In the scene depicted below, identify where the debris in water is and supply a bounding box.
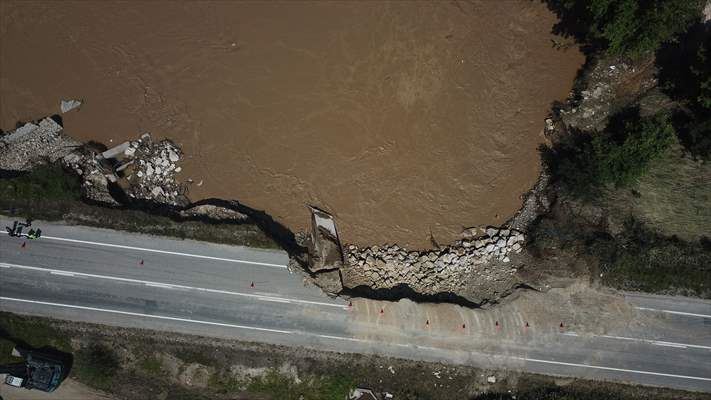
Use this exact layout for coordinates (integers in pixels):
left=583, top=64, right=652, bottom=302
left=60, top=99, right=82, bottom=113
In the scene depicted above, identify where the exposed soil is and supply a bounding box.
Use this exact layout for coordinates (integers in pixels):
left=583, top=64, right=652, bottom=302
left=0, top=1, right=583, bottom=249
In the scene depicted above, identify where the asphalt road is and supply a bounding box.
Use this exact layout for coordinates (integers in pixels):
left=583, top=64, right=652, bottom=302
left=1, top=218, right=709, bottom=393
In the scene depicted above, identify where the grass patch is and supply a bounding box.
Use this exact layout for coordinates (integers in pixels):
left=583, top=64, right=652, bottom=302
left=0, top=164, right=81, bottom=202
left=530, top=209, right=711, bottom=298
left=478, top=374, right=707, bottom=400
left=0, top=163, right=278, bottom=249
left=600, top=144, right=711, bottom=241
left=138, top=355, right=164, bottom=375
left=248, top=369, right=355, bottom=400
left=592, top=220, right=711, bottom=297
left=176, top=348, right=218, bottom=366
left=0, top=312, right=71, bottom=364
left=209, top=373, right=247, bottom=394
left=73, top=342, right=120, bottom=391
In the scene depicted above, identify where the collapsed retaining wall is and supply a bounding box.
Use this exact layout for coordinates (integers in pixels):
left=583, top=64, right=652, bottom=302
left=1, top=116, right=537, bottom=307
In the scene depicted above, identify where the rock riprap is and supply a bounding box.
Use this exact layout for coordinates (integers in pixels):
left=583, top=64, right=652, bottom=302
left=340, top=227, right=526, bottom=305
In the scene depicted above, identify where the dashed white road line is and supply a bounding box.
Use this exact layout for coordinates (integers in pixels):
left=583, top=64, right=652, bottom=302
left=50, top=271, right=76, bottom=277
left=0, top=230, right=287, bottom=269
left=635, top=306, right=711, bottom=319
left=2, top=296, right=710, bottom=383
left=0, top=296, right=293, bottom=334
left=145, top=283, right=177, bottom=290
left=0, top=262, right=346, bottom=309
left=560, top=331, right=709, bottom=351
left=314, top=334, right=367, bottom=343
left=600, top=334, right=711, bottom=351
left=518, top=357, right=711, bottom=382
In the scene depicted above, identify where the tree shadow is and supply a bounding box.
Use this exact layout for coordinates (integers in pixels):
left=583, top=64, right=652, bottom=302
left=656, top=22, right=711, bottom=159
left=542, top=0, right=602, bottom=56
left=656, top=22, right=709, bottom=105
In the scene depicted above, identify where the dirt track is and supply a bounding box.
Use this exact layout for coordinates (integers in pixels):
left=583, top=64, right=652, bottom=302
left=0, top=1, right=583, bottom=249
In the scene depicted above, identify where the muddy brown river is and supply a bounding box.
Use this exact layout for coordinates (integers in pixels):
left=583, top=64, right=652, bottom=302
left=1, top=1, right=583, bottom=249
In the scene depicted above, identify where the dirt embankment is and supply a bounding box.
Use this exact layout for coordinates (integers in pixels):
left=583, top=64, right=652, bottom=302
left=0, top=1, right=583, bottom=249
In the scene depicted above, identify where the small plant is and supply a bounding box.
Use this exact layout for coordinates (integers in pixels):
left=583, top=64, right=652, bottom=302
left=138, top=355, right=163, bottom=375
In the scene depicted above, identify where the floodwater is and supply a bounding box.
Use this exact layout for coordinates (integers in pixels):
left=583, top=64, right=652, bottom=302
left=0, top=1, right=583, bottom=249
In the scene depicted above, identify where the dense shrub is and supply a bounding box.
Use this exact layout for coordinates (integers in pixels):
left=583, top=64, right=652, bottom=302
left=548, top=0, right=704, bottom=57
left=546, top=109, right=675, bottom=195
left=74, top=343, right=120, bottom=390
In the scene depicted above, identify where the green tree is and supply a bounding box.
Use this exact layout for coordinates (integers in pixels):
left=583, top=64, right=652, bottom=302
left=549, top=109, right=675, bottom=195
left=549, top=0, right=704, bottom=57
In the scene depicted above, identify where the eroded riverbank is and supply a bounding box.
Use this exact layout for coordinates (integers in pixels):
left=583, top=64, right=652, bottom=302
left=0, top=1, right=583, bottom=249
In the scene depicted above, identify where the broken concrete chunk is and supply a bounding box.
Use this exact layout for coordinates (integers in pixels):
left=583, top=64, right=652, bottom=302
left=306, top=206, right=344, bottom=272
left=100, top=141, right=130, bottom=159
left=60, top=99, right=82, bottom=113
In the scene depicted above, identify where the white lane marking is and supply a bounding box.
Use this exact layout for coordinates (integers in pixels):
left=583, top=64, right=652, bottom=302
left=0, top=230, right=287, bottom=269
left=560, top=332, right=709, bottom=351
left=260, top=297, right=291, bottom=304
left=314, top=334, right=367, bottom=343
left=50, top=271, right=75, bottom=277
left=2, top=296, right=711, bottom=383
left=0, top=264, right=9, bottom=268
left=653, top=342, right=687, bottom=349
left=416, top=345, right=441, bottom=351
left=599, top=334, right=710, bottom=351
left=635, top=306, right=711, bottom=319
left=519, top=356, right=711, bottom=382
left=0, top=262, right=347, bottom=310
left=146, top=283, right=176, bottom=290
left=0, top=296, right=294, bottom=334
